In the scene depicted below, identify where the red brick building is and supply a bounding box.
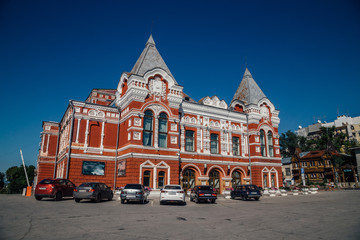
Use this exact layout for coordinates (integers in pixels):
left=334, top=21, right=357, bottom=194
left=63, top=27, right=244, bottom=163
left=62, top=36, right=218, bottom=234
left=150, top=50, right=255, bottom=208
left=36, top=35, right=282, bottom=193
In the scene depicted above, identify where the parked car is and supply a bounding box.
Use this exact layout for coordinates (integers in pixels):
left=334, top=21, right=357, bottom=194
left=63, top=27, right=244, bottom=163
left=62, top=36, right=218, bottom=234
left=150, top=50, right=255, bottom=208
left=190, top=185, right=217, bottom=203
left=34, top=178, right=75, bottom=201
left=120, top=184, right=148, bottom=204
left=160, top=185, right=186, bottom=205
left=230, top=184, right=261, bottom=201
left=73, top=182, right=113, bottom=203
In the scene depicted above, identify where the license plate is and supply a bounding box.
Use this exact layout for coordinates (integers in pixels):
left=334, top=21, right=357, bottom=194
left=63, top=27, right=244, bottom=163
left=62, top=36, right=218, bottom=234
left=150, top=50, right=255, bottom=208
left=168, top=192, right=176, bottom=195
left=205, top=194, right=211, bottom=196
left=251, top=192, right=257, bottom=194
left=79, top=190, right=86, bottom=192
left=39, top=187, right=46, bottom=190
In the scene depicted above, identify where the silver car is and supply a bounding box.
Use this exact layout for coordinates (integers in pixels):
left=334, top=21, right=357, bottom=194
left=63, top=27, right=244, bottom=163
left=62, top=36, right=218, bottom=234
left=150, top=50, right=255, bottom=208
left=120, top=184, right=148, bottom=204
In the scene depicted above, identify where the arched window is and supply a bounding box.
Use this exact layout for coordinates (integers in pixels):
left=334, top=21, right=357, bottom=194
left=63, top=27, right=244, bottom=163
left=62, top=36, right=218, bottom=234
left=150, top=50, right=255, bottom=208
left=263, top=172, right=268, bottom=188
left=208, top=169, right=220, bottom=193
left=210, top=133, right=219, bottom=154
left=260, top=130, right=266, bottom=157
left=143, top=170, right=151, bottom=187
left=158, top=171, right=165, bottom=188
left=143, top=110, right=153, bottom=146
left=268, top=131, right=274, bottom=157
left=182, top=169, right=196, bottom=190
left=158, top=112, right=167, bottom=148
left=231, top=171, right=242, bottom=188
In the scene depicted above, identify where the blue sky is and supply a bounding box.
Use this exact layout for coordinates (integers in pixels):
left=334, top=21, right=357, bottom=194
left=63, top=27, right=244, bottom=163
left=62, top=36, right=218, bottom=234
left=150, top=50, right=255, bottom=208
left=1, top=0, right=359, bottom=173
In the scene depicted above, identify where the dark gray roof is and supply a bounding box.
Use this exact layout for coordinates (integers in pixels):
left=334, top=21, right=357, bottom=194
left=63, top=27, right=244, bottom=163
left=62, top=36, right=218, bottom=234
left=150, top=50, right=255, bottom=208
left=232, top=68, right=266, bottom=105
left=130, top=35, right=177, bottom=83
left=281, top=157, right=292, bottom=164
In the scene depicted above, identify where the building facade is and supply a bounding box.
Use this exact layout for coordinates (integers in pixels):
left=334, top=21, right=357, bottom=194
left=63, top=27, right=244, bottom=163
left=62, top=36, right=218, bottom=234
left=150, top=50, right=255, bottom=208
left=36, top=36, right=282, bottom=193
left=296, top=115, right=360, bottom=144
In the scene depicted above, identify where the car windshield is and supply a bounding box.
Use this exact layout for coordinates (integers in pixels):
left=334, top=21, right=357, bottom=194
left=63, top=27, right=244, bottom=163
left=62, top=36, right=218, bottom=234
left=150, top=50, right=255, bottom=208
left=198, top=186, right=213, bottom=190
left=79, top=183, right=97, bottom=188
left=246, top=185, right=259, bottom=191
left=164, top=185, right=181, bottom=190
left=124, top=184, right=142, bottom=189
left=39, top=179, right=54, bottom=184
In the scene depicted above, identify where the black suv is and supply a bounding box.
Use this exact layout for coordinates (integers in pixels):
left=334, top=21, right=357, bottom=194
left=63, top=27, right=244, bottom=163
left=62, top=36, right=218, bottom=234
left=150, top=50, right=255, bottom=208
left=190, top=185, right=217, bottom=203
left=230, top=185, right=261, bottom=201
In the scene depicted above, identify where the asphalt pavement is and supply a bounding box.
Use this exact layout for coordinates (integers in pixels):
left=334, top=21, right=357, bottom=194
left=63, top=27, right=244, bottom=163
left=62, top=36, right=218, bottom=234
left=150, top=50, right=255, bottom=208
left=0, top=190, right=359, bottom=240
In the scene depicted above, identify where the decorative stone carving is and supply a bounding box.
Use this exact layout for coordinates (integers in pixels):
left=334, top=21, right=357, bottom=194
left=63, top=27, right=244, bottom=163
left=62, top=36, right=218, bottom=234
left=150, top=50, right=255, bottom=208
left=133, top=132, right=141, bottom=140
left=88, top=109, right=105, bottom=118
left=134, top=118, right=141, bottom=126
left=149, top=76, right=166, bottom=99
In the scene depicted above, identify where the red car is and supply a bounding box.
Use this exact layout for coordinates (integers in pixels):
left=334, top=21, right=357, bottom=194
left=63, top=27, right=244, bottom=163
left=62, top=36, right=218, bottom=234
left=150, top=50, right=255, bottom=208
left=35, top=178, right=75, bottom=201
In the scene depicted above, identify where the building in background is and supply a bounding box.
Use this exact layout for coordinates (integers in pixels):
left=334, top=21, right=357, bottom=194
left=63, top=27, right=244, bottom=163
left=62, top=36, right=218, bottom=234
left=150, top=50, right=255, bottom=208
left=281, top=157, right=293, bottom=186
left=296, top=115, right=360, bottom=143
left=36, top=36, right=282, bottom=193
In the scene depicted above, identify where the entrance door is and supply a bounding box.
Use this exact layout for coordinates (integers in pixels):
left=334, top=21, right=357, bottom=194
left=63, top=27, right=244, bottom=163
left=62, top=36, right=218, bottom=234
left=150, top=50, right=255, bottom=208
left=182, top=169, right=195, bottom=191
left=208, top=169, right=220, bottom=193
left=143, top=170, right=151, bottom=188
left=157, top=171, right=165, bottom=188
left=231, top=171, right=242, bottom=188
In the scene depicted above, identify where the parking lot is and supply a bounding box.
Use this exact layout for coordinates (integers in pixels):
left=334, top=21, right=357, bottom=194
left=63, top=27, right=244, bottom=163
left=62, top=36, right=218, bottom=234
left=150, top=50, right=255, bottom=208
left=0, top=190, right=359, bottom=240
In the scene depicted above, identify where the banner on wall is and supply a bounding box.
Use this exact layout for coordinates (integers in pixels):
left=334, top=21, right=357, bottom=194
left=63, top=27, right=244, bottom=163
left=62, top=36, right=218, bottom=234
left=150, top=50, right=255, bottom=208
left=118, top=160, right=126, bottom=176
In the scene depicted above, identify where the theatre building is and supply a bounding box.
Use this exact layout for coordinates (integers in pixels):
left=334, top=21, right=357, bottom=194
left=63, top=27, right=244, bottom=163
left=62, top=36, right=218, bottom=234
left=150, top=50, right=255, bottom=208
left=36, top=35, right=282, bottom=193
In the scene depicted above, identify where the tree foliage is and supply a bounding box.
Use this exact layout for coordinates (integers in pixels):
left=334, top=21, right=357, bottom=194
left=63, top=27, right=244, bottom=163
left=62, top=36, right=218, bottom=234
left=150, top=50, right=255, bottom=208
left=5, top=165, right=35, bottom=194
left=0, top=172, right=5, bottom=190
left=280, top=127, right=357, bottom=158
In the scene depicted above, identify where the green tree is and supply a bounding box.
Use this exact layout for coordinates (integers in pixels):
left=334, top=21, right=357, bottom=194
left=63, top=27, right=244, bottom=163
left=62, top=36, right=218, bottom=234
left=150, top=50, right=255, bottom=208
left=279, top=130, right=310, bottom=157
left=5, top=165, right=35, bottom=194
left=0, top=172, right=5, bottom=190
left=312, top=127, right=357, bottom=154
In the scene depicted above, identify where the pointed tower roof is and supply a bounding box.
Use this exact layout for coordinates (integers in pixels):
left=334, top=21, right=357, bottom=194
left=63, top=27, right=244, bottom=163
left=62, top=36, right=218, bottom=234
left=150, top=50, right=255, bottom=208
left=232, top=68, right=266, bottom=105
left=130, top=35, right=176, bottom=83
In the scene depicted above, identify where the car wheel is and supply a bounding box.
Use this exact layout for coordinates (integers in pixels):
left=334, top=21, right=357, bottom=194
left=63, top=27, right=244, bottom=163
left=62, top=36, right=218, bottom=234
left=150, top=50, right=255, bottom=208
left=211, top=199, right=216, bottom=204
left=230, top=194, right=234, bottom=199
left=95, top=194, right=101, bottom=203
left=254, top=197, right=260, bottom=201
left=194, top=197, right=199, bottom=203
left=190, top=196, right=193, bottom=202
left=121, top=199, right=125, bottom=204
left=35, top=196, right=42, bottom=201
left=160, top=201, right=164, bottom=205
left=108, top=193, right=113, bottom=201
left=75, top=198, right=81, bottom=203
left=55, top=192, right=62, bottom=201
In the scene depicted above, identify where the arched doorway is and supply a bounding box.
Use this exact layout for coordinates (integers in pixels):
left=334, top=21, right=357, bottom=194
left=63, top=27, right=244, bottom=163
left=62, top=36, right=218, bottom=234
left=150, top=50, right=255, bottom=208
left=231, top=171, right=242, bottom=188
left=208, top=169, right=220, bottom=193
left=182, top=169, right=195, bottom=191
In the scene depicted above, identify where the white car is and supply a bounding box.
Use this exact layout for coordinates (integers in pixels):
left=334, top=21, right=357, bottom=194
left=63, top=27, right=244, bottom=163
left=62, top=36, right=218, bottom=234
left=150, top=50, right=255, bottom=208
left=160, top=185, right=186, bottom=205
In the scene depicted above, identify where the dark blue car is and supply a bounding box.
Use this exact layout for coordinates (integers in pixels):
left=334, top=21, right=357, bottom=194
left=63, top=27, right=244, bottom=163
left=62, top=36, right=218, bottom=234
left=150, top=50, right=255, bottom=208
left=230, top=185, right=261, bottom=201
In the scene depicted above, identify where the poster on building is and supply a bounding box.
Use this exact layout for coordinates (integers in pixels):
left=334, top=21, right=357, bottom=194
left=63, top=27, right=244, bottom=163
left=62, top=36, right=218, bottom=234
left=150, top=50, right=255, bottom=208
left=82, top=161, right=105, bottom=176
left=118, top=160, right=126, bottom=176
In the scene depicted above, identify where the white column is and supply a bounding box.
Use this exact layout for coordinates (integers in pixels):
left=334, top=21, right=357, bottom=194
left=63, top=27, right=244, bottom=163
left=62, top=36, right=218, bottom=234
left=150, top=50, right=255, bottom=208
left=100, top=121, right=105, bottom=149
left=153, top=167, right=157, bottom=189
left=46, top=134, right=50, bottom=154
left=154, top=118, right=158, bottom=148
left=84, top=119, right=89, bottom=149
left=41, top=134, right=45, bottom=153
left=75, top=119, right=81, bottom=143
